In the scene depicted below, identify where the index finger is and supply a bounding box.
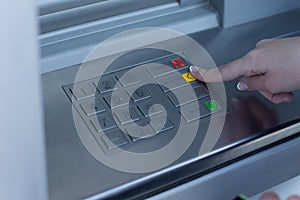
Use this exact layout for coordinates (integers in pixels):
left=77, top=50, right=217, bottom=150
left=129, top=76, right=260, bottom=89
left=190, top=57, right=248, bottom=82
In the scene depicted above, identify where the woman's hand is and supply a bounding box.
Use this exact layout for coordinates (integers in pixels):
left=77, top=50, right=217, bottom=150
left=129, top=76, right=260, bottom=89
left=190, top=37, right=300, bottom=104
left=259, top=192, right=300, bottom=200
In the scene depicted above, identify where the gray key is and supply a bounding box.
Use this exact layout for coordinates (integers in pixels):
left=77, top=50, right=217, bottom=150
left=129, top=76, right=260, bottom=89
left=150, top=116, right=174, bottom=133
left=79, top=97, right=106, bottom=116
left=103, top=90, right=130, bottom=109
left=102, top=130, right=129, bottom=150
left=156, top=72, right=188, bottom=92
left=91, top=115, right=117, bottom=132
left=126, top=86, right=151, bottom=102
left=180, top=97, right=222, bottom=123
left=146, top=64, right=174, bottom=78
left=138, top=102, right=164, bottom=117
left=69, top=81, right=97, bottom=100
left=126, top=124, right=156, bottom=142
left=167, top=85, right=209, bottom=107
left=115, top=70, right=140, bottom=87
left=93, top=75, right=117, bottom=93
left=113, top=107, right=140, bottom=125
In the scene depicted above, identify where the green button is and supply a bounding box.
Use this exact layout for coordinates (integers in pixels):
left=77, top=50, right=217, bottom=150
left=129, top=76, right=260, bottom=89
left=204, top=100, right=221, bottom=112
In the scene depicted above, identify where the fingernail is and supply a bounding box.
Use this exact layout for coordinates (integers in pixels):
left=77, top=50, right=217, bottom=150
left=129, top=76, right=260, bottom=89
left=189, top=66, right=198, bottom=74
left=237, top=82, right=248, bottom=91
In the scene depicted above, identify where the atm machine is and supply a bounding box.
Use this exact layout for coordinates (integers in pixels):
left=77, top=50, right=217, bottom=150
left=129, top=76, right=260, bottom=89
left=2, top=0, right=300, bottom=199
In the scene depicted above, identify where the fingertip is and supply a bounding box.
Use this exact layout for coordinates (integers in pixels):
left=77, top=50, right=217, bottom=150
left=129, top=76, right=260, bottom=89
left=189, top=66, right=195, bottom=73
left=237, top=81, right=248, bottom=91
left=189, top=66, right=204, bottom=81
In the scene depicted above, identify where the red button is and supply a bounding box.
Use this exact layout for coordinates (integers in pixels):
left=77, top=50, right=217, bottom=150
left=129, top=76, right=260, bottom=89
left=171, top=58, right=186, bottom=69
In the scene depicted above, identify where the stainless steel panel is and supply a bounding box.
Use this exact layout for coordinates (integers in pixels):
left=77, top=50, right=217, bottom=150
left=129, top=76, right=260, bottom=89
left=43, top=10, right=300, bottom=199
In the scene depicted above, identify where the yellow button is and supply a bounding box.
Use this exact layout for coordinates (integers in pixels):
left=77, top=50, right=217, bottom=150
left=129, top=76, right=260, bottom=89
left=182, top=72, right=196, bottom=83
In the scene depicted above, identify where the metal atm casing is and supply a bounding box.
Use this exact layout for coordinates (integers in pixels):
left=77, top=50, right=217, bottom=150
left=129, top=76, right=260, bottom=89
left=39, top=0, right=300, bottom=199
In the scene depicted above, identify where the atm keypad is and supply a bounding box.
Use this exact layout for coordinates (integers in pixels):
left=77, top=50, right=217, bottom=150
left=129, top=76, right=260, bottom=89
left=156, top=71, right=190, bottom=92
left=113, top=107, right=140, bottom=125
left=115, top=70, right=141, bottom=87
left=67, top=81, right=97, bottom=100
left=91, top=115, right=117, bottom=132
left=170, top=58, right=187, bottom=69
left=146, top=63, right=174, bottom=78
left=181, top=72, right=197, bottom=83
left=126, top=86, right=151, bottom=102
left=150, top=116, right=174, bottom=134
left=102, top=130, right=129, bottom=150
left=138, top=102, right=164, bottom=117
left=126, top=125, right=156, bottom=142
left=103, top=90, right=130, bottom=109
left=180, top=97, right=223, bottom=123
left=167, top=85, right=209, bottom=107
left=95, top=75, right=117, bottom=93
left=63, top=52, right=225, bottom=155
left=80, top=97, right=107, bottom=116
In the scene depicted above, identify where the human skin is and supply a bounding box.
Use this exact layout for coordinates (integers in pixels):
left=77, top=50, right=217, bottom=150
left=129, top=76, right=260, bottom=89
left=259, top=192, right=300, bottom=200
left=190, top=37, right=300, bottom=199
left=190, top=36, right=300, bottom=104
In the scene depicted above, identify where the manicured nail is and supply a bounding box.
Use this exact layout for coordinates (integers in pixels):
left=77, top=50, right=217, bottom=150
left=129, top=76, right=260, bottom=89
left=189, top=66, right=198, bottom=74
left=237, top=82, right=248, bottom=91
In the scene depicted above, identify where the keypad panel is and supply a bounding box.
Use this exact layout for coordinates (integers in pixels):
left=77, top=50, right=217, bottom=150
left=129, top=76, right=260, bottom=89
left=180, top=97, right=224, bottom=123
left=126, top=86, right=152, bottom=102
left=91, top=115, right=118, bottom=132
left=150, top=116, right=174, bottom=134
left=94, top=75, right=117, bottom=94
left=66, top=81, right=97, bottom=100
left=103, top=89, right=130, bottom=109
left=63, top=52, right=226, bottom=155
left=102, top=130, right=129, bottom=150
left=115, top=70, right=141, bottom=87
left=80, top=97, right=107, bottom=116
left=156, top=72, right=190, bottom=92
left=167, top=85, right=209, bottom=107
left=113, top=107, right=140, bottom=125
left=138, top=102, right=164, bottom=117
left=126, top=125, right=156, bottom=142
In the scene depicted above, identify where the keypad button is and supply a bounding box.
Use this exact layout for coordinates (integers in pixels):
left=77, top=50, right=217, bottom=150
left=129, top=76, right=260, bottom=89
left=180, top=103, right=209, bottom=123
left=102, top=130, right=129, bottom=150
left=126, top=86, right=151, bottom=102
left=103, top=90, right=130, bottom=109
left=204, top=100, right=221, bottom=112
left=170, top=58, right=187, bottom=69
left=156, top=72, right=189, bottom=92
left=113, top=107, right=140, bottom=125
left=180, top=97, right=223, bottom=123
left=167, top=85, right=209, bottom=107
left=93, top=75, right=117, bottom=93
left=126, top=124, right=156, bottom=142
left=150, top=116, right=174, bottom=134
left=181, top=72, right=196, bottom=83
left=79, top=97, right=106, bottom=116
left=146, top=64, right=174, bottom=78
left=115, top=70, right=140, bottom=87
left=91, top=115, right=117, bottom=132
left=69, top=81, right=97, bottom=100
left=138, top=102, right=164, bottom=117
